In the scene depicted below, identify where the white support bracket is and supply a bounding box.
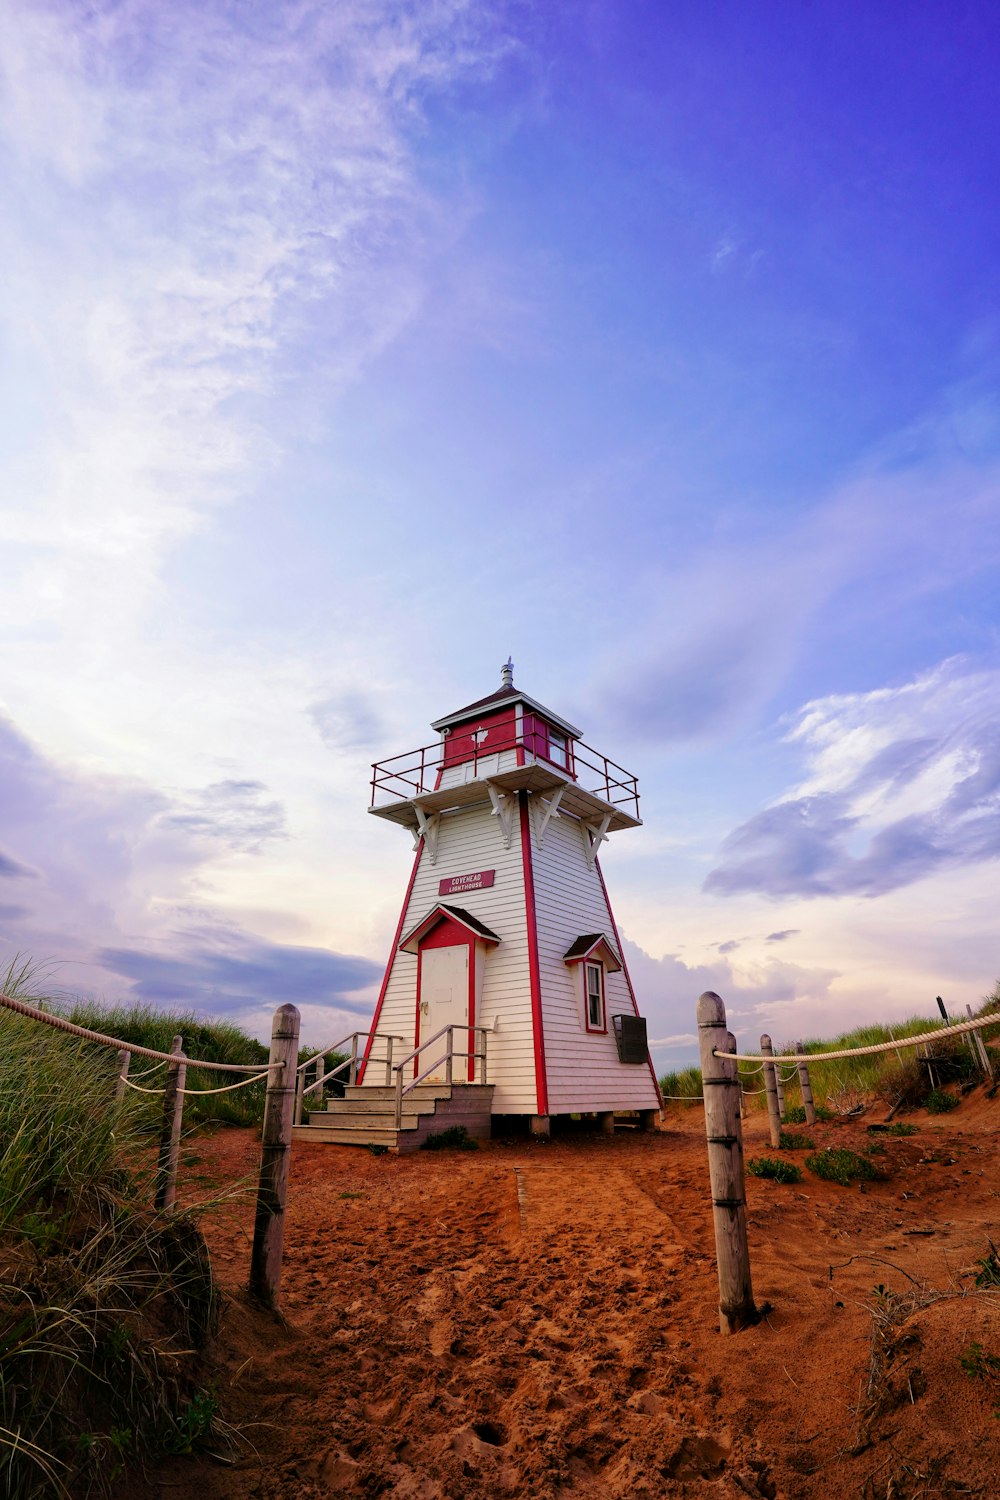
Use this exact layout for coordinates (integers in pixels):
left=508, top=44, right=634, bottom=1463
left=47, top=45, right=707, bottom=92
left=486, top=782, right=516, bottom=850
left=581, top=813, right=612, bottom=870
left=413, top=807, right=441, bottom=864
left=532, top=785, right=565, bottom=849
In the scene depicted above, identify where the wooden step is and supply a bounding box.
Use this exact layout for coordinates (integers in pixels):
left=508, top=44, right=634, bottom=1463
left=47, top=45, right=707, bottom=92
left=293, top=1083, right=496, bottom=1154
left=340, top=1084, right=453, bottom=1102
left=292, top=1124, right=402, bottom=1149
left=315, top=1097, right=438, bottom=1118
left=305, top=1109, right=419, bottom=1131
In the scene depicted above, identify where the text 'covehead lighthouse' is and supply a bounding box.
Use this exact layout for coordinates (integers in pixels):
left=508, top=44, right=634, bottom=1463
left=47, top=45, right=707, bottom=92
left=361, top=662, right=661, bottom=1136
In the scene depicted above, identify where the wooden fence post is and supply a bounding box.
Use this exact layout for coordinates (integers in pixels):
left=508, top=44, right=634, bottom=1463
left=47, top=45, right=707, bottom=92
left=697, top=992, right=756, bottom=1334
left=773, top=1056, right=786, bottom=1121
left=249, top=1003, right=301, bottom=1307
left=966, top=1005, right=994, bottom=1082
left=795, top=1043, right=817, bottom=1125
left=760, top=1035, right=782, bottom=1149
left=293, top=1061, right=306, bottom=1126
left=154, top=1035, right=186, bottom=1211
left=114, top=1048, right=130, bottom=1104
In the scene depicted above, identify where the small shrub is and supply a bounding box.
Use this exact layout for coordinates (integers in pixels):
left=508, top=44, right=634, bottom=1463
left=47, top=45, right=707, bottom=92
left=866, top=1142, right=886, bottom=1156
left=162, top=1387, right=220, bottom=1455
left=784, top=1103, right=833, bottom=1124
left=805, top=1148, right=879, bottom=1186
left=367, top=1143, right=389, bottom=1157
left=421, top=1126, right=478, bottom=1151
left=974, top=1242, right=1000, bottom=1289
left=925, top=1088, right=959, bottom=1113
left=959, top=1342, right=1000, bottom=1381
left=746, top=1156, right=802, bottom=1184
left=779, top=1131, right=814, bottom=1151
left=875, top=1056, right=928, bottom=1112
left=868, top=1122, right=918, bottom=1136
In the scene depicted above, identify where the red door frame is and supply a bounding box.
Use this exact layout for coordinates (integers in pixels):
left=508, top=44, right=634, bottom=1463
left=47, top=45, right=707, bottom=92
left=414, top=914, right=477, bottom=1083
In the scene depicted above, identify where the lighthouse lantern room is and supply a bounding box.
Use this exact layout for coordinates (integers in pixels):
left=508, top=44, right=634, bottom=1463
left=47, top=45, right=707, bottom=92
left=359, top=662, right=661, bottom=1135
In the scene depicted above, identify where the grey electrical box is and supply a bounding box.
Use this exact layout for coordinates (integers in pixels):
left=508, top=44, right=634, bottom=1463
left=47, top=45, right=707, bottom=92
left=613, top=1014, right=648, bottom=1063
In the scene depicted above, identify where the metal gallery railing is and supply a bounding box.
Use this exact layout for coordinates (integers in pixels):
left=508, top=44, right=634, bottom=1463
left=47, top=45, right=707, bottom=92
left=370, top=726, right=640, bottom=820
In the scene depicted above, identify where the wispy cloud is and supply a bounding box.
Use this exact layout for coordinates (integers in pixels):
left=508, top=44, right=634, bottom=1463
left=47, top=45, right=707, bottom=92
left=621, top=935, right=837, bottom=1053
left=0, top=712, right=381, bottom=1033
left=0, top=851, right=38, bottom=881
left=706, top=657, right=1000, bottom=898
left=590, top=430, right=1000, bottom=747
left=99, top=929, right=380, bottom=1013
left=311, top=690, right=388, bottom=754
left=0, top=0, right=504, bottom=655
left=159, top=781, right=288, bottom=854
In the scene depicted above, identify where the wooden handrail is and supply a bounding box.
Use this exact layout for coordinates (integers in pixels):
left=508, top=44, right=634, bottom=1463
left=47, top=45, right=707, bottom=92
left=294, top=1031, right=407, bottom=1124
left=391, top=1023, right=491, bottom=1129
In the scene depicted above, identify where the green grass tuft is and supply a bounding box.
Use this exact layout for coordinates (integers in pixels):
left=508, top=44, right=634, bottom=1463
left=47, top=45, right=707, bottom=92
left=746, top=1156, right=802, bottom=1184
left=657, top=1066, right=702, bottom=1101
left=778, top=1130, right=814, bottom=1150
left=924, top=1087, right=959, bottom=1114
left=0, top=961, right=225, bottom=1497
left=974, top=1242, right=1000, bottom=1289
left=805, top=1147, right=880, bottom=1186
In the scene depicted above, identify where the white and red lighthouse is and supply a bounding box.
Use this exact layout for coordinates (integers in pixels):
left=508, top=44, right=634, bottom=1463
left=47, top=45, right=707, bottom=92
left=360, top=662, right=661, bottom=1134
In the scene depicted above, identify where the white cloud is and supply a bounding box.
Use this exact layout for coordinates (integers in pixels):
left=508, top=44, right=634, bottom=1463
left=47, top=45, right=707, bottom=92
left=707, top=656, right=1000, bottom=898
left=0, top=0, right=503, bottom=747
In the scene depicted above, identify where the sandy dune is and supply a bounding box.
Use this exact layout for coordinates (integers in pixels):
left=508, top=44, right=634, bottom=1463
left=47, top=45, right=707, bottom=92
left=130, top=1097, right=1000, bottom=1498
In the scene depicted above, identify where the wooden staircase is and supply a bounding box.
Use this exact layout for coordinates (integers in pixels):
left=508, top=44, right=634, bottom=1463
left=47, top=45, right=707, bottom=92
left=291, top=1082, right=495, bottom=1154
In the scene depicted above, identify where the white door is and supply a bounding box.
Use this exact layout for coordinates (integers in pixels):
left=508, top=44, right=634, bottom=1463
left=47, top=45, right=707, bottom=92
left=419, top=945, right=469, bottom=1082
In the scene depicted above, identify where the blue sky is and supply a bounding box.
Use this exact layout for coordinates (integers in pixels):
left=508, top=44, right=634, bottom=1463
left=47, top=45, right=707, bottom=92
left=2, top=0, right=998, bottom=1061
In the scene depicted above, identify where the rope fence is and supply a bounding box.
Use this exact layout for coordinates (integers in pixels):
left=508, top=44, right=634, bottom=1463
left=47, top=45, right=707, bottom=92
left=695, top=988, right=997, bottom=1339
left=717, top=1010, right=999, bottom=1065
left=0, top=992, right=275, bottom=1073
left=122, top=1072, right=267, bottom=1098
left=0, top=990, right=300, bottom=1308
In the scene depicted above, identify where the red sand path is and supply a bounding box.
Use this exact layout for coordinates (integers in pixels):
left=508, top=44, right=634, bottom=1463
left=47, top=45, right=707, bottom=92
left=128, top=1097, right=1000, bottom=1498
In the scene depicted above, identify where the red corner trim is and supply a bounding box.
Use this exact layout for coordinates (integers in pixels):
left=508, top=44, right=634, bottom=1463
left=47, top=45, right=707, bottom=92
left=358, top=837, right=424, bottom=1085
left=519, top=791, right=548, bottom=1116
left=595, top=857, right=663, bottom=1107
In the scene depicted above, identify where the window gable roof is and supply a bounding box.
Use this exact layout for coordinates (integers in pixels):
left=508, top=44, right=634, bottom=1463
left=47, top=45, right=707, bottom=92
left=399, top=903, right=501, bottom=954
left=562, top=933, right=622, bottom=972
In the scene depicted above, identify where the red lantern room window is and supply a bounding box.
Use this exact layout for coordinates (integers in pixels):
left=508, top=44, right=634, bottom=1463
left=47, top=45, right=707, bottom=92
left=548, top=729, right=568, bottom=769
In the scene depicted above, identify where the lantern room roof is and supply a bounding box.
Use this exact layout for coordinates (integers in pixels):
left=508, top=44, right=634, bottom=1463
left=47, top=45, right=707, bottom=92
left=431, top=683, right=581, bottom=740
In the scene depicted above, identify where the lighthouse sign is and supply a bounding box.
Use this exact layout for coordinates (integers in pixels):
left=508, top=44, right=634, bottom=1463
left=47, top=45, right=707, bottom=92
left=439, top=869, right=495, bottom=896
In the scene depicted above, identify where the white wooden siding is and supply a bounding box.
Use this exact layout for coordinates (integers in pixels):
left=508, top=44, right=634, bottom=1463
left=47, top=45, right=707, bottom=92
left=529, top=808, right=659, bottom=1113
left=368, top=798, right=537, bottom=1113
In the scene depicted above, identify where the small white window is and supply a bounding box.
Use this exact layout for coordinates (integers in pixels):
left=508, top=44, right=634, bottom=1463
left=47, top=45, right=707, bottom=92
left=549, top=729, right=568, bottom=768
left=585, top=961, right=605, bottom=1031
